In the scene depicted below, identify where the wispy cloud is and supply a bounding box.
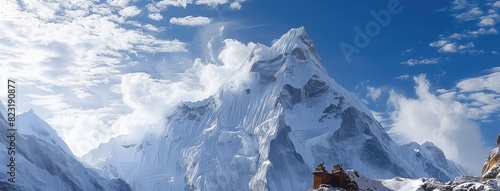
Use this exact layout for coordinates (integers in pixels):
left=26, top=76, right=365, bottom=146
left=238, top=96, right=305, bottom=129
left=195, top=0, right=229, bottom=7
left=229, top=0, right=247, bottom=10
left=170, top=16, right=212, bottom=26
left=429, top=0, right=500, bottom=54
left=401, top=57, right=440, bottom=65
left=367, top=86, right=382, bottom=101
left=395, top=74, right=410, bottom=80
left=148, top=13, right=163, bottom=21
left=119, top=6, right=141, bottom=17
left=456, top=67, right=500, bottom=93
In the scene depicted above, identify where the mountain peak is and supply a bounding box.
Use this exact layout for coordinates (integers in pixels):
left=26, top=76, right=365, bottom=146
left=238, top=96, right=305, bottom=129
left=271, top=27, right=316, bottom=54
left=423, top=141, right=437, bottom=148
left=22, top=108, right=41, bottom=121
left=280, top=26, right=307, bottom=41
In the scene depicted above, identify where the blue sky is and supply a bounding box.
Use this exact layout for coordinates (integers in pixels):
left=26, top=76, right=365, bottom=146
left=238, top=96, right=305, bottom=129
left=0, top=0, right=499, bottom=172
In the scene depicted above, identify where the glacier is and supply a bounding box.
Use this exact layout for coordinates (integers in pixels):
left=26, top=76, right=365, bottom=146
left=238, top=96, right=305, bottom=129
left=82, top=27, right=473, bottom=191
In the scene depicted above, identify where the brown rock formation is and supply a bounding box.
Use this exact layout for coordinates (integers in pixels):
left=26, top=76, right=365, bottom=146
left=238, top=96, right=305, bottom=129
left=481, top=134, right=500, bottom=180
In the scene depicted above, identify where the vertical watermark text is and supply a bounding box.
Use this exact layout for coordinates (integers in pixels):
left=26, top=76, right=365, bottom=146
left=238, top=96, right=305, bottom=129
left=6, top=79, right=17, bottom=183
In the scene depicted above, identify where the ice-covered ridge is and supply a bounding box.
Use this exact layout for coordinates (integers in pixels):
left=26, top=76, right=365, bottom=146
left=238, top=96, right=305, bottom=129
left=17, top=109, right=73, bottom=155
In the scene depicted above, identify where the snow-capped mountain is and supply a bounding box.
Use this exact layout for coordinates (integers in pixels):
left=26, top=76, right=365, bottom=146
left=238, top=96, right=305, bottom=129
left=0, top=107, right=132, bottom=191
left=83, top=27, right=472, bottom=191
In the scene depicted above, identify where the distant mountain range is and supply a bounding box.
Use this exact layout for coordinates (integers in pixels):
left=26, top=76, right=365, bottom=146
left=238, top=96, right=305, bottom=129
left=0, top=105, right=131, bottom=191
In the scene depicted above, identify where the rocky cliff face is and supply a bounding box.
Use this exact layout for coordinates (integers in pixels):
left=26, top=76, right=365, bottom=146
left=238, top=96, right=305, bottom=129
left=83, top=27, right=472, bottom=191
left=482, top=147, right=500, bottom=180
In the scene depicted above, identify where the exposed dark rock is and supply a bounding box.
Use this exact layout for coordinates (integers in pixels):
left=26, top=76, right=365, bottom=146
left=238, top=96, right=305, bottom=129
left=279, top=84, right=302, bottom=109
left=304, top=75, right=328, bottom=99
left=250, top=54, right=285, bottom=84
left=292, top=47, right=306, bottom=60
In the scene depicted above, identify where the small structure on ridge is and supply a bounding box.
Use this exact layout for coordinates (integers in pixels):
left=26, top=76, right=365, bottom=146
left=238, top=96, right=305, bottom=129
left=312, top=163, right=359, bottom=191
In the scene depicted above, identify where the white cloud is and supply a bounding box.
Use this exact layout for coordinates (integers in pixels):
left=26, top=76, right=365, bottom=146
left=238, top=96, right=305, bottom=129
left=143, top=24, right=160, bottom=31
left=156, top=0, right=193, bottom=9
left=457, top=70, right=500, bottom=93
left=395, top=74, right=410, bottom=80
left=494, top=1, right=500, bottom=8
left=430, top=40, right=448, bottom=47
left=195, top=0, right=228, bottom=7
left=479, top=17, right=495, bottom=26
left=401, top=57, right=440, bottom=66
left=429, top=39, right=481, bottom=53
left=230, top=2, right=242, bottom=10
left=458, top=42, right=474, bottom=49
left=367, top=86, right=382, bottom=100
left=430, top=1, right=500, bottom=54
left=452, top=0, right=468, bottom=10
left=371, top=110, right=390, bottom=127
left=441, top=43, right=458, bottom=52
left=0, top=0, right=192, bottom=156
left=388, top=75, right=490, bottom=172
left=72, top=87, right=93, bottom=99
left=108, top=0, right=131, bottom=7
left=455, top=7, right=483, bottom=21
left=471, top=27, right=498, bottom=35
left=448, top=33, right=468, bottom=39
left=469, top=92, right=498, bottom=105
left=0, top=0, right=250, bottom=157
left=116, top=37, right=255, bottom=135
left=148, top=13, right=163, bottom=21
left=119, top=6, right=141, bottom=17
left=170, top=16, right=212, bottom=26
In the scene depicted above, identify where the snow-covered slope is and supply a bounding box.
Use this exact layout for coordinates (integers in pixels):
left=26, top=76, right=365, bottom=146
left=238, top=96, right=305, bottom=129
left=0, top=101, right=7, bottom=120
left=0, top=110, right=132, bottom=191
left=16, top=109, right=73, bottom=156
left=83, top=27, right=472, bottom=191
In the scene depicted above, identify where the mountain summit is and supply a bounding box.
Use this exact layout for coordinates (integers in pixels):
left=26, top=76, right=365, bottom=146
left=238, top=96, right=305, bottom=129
left=83, top=27, right=472, bottom=191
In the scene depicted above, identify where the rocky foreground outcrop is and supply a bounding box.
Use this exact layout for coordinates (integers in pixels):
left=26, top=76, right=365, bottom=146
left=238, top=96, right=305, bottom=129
left=310, top=171, right=500, bottom=191
left=482, top=146, right=500, bottom=181
left=420, top=176, right=499, bottom=191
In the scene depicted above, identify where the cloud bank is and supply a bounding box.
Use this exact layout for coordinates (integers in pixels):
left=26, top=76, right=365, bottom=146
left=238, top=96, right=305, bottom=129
left=387, top=74, right=497, bottom=172
left=0, top=0, right=250, bottom=157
